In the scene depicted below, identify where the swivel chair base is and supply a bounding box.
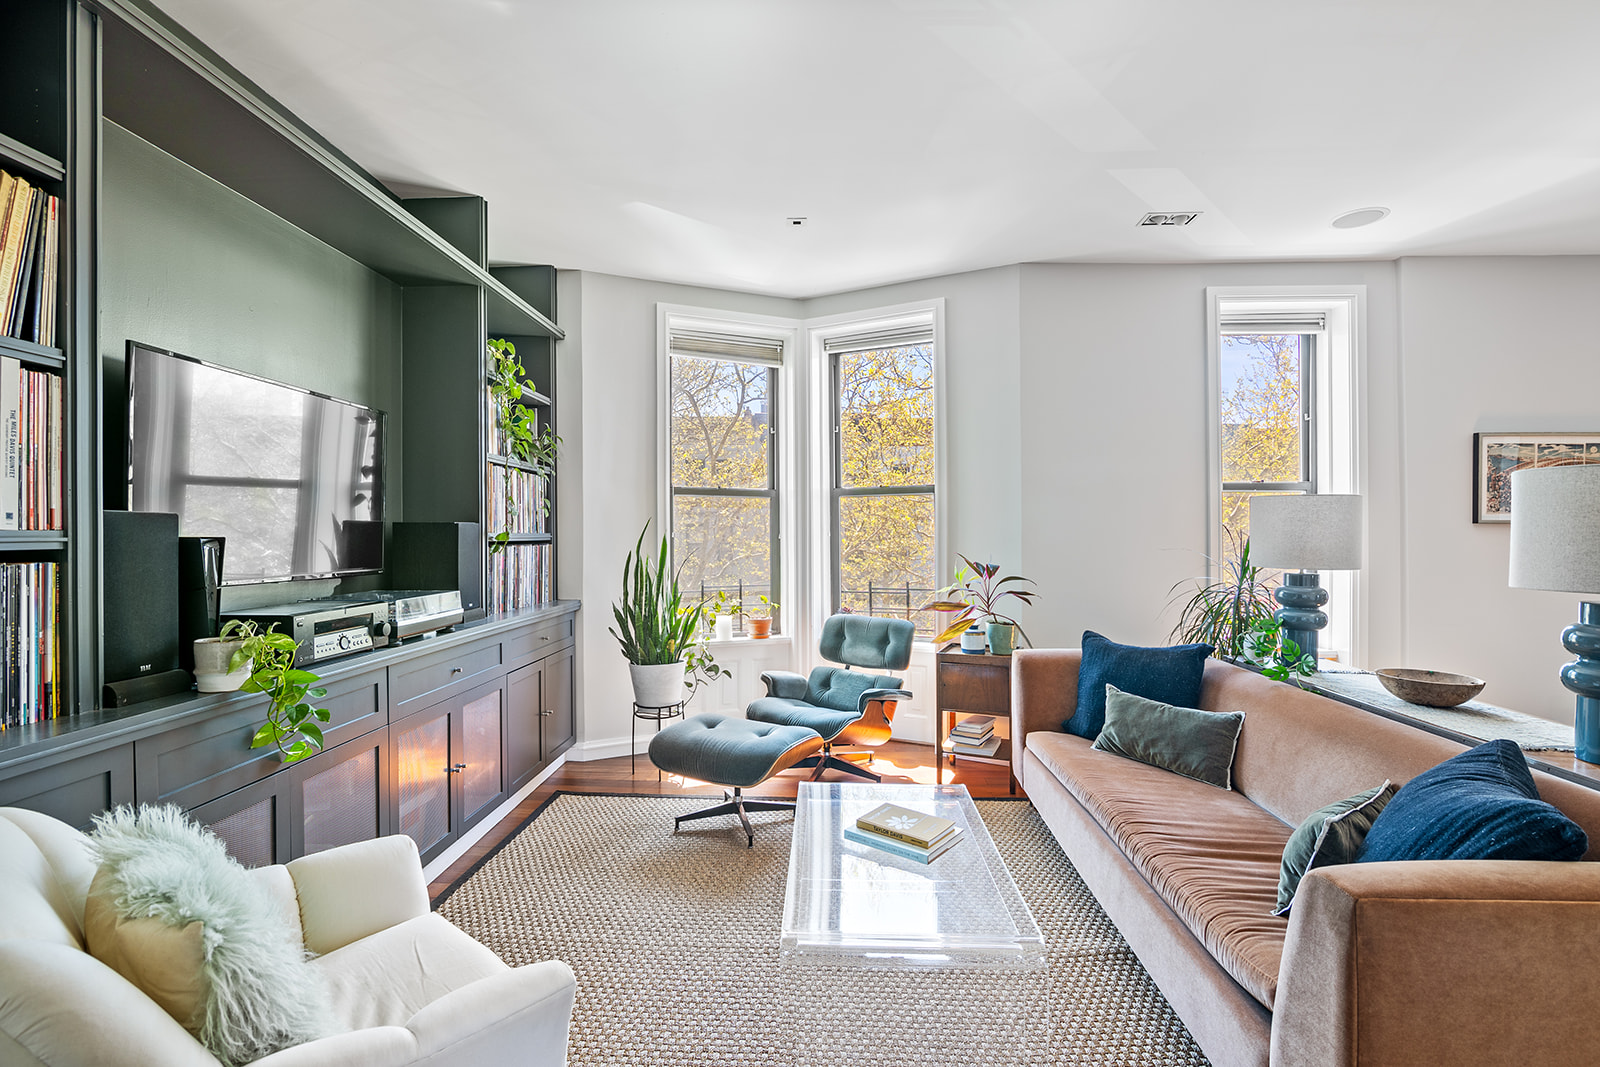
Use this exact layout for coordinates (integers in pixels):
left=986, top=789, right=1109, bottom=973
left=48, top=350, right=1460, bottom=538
left=675, top=787, right=796, bottom=848
left=794, top=743, right=881, bottom=783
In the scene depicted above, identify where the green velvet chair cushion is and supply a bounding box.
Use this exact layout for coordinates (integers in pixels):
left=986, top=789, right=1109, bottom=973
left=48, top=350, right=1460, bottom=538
left=647, top=713, right=822, bottom=787
left=817, top=615, right=915, bottom=671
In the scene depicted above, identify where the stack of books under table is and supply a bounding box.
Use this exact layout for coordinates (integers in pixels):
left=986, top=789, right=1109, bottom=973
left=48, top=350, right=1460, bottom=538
left=845, top=802, right=965, bottom=864
left=949, top=714, right=1002, bottom=758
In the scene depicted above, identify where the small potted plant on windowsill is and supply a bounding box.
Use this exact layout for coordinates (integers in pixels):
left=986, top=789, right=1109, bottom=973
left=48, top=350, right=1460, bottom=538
left=742, top=595, right=778, bottom=639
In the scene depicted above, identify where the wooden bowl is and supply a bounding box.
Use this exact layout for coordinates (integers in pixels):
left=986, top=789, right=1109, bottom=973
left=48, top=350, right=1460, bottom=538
left=1374, top=668, right=1487, bottom=708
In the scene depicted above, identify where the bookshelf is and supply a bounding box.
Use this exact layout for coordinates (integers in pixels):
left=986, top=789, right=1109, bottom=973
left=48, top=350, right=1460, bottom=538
left=0, top=0, right=579, bottom=856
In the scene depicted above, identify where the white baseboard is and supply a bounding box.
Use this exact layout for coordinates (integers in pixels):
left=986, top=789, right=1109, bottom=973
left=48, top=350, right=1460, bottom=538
left=566, top=735, right=639, bottom=761
left=422, top=755, right=566, bottom=885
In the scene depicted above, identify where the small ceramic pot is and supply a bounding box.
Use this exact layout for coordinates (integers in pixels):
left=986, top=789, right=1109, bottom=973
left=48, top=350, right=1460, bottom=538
left=193, top=638, right=250, bottom=692
left=749, top=617, right=773, bottom=639
left=986, top=621, right=1016, bottom=657
left=960, top=625, right=988, bottom=653
left=714, top=614, right=734, bottom=642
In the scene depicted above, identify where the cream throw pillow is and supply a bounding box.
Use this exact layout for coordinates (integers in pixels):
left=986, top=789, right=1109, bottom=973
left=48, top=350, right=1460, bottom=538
left=84, top=805, right=332, bottom=1067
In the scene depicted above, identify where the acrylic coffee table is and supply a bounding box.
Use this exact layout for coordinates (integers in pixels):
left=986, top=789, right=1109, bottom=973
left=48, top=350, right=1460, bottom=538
left=780, top=781, right=1045, bottom=968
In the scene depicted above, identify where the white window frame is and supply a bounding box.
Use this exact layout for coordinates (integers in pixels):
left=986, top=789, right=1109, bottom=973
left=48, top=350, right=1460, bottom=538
left=804, top=300, right=946, bottom=649
left=1205, top=287, right=1366, bottom=665
left=656, top=305, right=801, bottom=638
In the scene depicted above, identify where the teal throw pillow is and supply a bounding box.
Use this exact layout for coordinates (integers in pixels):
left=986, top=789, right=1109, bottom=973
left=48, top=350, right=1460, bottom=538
left=1273, top=781, right=1397, bottom=917
left=1090, top=685, right=1244, bottom=789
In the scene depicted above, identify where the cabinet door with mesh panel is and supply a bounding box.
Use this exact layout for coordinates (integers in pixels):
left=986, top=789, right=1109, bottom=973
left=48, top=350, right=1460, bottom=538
left=457, top=682, right=505, bottom=834
left=189, top=774, right=292, bottom=870
left=391, top=703, right=455, bottom=861
left=292, top=736, right=387, bottom=858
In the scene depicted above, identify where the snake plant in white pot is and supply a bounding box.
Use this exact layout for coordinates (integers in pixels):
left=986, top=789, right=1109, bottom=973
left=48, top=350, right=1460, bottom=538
left=609, top=525, right=703, bottom=708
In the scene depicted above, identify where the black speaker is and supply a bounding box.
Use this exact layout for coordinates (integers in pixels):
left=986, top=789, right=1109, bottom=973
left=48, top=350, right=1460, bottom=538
left=177, top=536, right=224, bottom=671
left=102, top=510, right=188, bottom=701
left=390, top=521, right=483, bottom=618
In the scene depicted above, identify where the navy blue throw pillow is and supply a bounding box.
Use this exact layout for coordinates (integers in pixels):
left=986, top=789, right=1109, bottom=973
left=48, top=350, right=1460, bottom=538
left=1358, top=739, right=1588, bottom=864
left=1062, top=631, right=1213, bottom=740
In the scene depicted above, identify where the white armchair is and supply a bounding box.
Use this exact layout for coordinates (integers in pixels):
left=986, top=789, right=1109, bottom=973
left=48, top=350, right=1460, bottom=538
left=0, top=807, right=576, bottom=1067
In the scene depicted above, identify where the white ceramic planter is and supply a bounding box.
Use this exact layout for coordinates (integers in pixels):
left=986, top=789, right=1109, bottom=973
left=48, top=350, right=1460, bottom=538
left=629, top=660, right=687, bottom=708
left=193, top=638, right=251, bottom=692
left=714, top=614, right=734, bottom=642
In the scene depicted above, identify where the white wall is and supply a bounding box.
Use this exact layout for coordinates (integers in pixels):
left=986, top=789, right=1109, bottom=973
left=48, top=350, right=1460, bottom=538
left=1015, top=261, right=1404, bottom=660
left=1396, top=256, right=1600, bottom=719
left=560, top=253, right=1600, bottom=756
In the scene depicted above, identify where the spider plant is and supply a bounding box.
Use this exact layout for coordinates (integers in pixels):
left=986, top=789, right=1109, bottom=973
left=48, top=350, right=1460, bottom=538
left=927, top=555, right=1039, bottom=646
left=1167, top=530, right=1278, bottom=660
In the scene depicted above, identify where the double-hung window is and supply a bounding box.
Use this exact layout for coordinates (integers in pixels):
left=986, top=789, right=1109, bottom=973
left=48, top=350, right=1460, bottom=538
left=828, top=324, right=937, bottom=635
left=1218, top=311, right=1321, bottom=542
left=667, top=328, right=782, bottom=634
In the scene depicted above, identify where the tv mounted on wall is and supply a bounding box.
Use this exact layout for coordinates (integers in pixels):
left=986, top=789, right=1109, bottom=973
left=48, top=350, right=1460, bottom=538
left=126, top=341, right=385, bottom=585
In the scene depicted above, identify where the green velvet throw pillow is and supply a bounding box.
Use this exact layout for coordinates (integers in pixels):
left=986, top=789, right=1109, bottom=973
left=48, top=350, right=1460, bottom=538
left=1273, top=781, right=1397, bottom=917
left=1090, top=684, right=1245, bottom=789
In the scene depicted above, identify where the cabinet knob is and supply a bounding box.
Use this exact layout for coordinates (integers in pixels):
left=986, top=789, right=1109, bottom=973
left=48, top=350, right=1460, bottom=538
left=454, top=762, right=467, bottom=770
left=540, top=709, right=553, bottom=717
left=541, top=635, right=550, bottom=641
left=450, top=667, right=463, bottom=675
left=444, top=765, right=459, bottom=774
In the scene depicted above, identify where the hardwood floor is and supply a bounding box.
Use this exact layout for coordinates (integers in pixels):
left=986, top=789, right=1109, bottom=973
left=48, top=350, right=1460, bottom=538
left=427, top=740, right=1020, bottom=902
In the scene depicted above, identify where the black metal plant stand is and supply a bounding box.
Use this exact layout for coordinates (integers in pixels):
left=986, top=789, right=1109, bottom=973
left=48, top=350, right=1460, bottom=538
left=632, top=701, right=687, bottom=778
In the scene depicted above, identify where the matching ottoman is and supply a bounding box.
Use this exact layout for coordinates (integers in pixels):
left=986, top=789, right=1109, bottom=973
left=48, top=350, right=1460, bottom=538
left=648, top=713, right=824, bottom=846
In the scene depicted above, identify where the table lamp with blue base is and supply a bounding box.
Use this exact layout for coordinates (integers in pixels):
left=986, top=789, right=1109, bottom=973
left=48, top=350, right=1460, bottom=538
left=1509, top=465, right=1600, bottom=764
left=1248, top=494, right=1365, bottom=668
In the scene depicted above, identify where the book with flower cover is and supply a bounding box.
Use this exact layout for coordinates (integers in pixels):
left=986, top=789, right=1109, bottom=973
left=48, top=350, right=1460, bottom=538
left=855, top=802, right=959, bottom=849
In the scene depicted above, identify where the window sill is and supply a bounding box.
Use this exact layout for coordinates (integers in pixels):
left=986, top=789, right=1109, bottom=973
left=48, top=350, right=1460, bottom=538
left=705, top=635, right=792, bottom=649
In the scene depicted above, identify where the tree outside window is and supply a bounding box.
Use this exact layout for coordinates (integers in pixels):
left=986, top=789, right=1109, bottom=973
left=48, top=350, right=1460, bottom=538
left=1220, top=333, right=1313, bottom=545
left=833, top=342, right=936, bottom=634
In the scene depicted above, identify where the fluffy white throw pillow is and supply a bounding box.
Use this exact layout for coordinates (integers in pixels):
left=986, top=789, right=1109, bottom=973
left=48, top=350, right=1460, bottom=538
left=85, top=805, right=332, bottom=1066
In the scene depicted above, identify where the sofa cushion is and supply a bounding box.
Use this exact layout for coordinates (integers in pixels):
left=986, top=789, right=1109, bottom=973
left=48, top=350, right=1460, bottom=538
left=311, top=913, right=507, bottom=1031
left=85, top=805, right=332, bottom=1065
left=1273, top=781, right=1395, bottom=916
left=1092, top=685, right=1244, bottom=789
left=1359, top=739, right=1589, bottom=864
left=1027, top=730, right=1290, bottom=1007
left=1063, top=631, right=1212, bottom=740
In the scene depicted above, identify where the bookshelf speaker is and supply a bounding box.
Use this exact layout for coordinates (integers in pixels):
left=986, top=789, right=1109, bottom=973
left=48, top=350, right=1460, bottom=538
left=390, top=521, right=483, bottom=618
left=102, top=510, right=187, bottom=698
left=177, top=536, right=224, bottom=671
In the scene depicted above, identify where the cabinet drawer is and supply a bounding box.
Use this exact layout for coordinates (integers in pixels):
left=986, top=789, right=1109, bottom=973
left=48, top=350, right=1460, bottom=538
left=136, top=673, right=386, bottom=812
left=389, top=639, right=503, bottom=715
left=0, top=745, right=135, bottom=830
left=505, top=614, right=575, bottom=669
left=938, top=661, right=1011, bottom=714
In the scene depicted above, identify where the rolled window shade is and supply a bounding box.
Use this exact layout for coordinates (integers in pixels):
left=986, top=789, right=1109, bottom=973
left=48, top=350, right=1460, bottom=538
left=1220, top=310, right=1326, bottom=333
left=823, top=326, right=934, bottom=354
left=669, top=331, right=785, bottom=366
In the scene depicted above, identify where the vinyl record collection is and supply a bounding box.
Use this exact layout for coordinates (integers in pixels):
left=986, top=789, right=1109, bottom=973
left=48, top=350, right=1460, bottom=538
left=486, top=464, right=547, bottom=535
left=0, top=358, right=62, bottom=530
left=0, top=169, right=60, bottom=348
left=0, top=561, right=60, bottom=727
left=488, top=542, right=552, bottom=614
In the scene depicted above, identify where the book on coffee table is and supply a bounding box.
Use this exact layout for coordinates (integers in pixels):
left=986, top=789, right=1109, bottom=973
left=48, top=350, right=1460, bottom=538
left=856, top=802, right=958, bottom=848
left=844, top=824, right=964, bottom=864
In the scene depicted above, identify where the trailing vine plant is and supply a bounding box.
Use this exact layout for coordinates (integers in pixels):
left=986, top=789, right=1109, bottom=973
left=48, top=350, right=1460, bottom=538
left=487, top=338, right=561, bottom=553
left=234, top=622, right=331, bottom=763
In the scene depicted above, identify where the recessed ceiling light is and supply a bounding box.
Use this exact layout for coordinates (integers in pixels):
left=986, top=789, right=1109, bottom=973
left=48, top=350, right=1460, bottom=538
left=1137, top=212, right=1200, bottom=227
left=1331, top=207, right=1390, bottom=229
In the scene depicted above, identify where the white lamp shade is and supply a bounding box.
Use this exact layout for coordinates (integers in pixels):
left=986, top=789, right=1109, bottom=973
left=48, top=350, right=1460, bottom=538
left=1508, top=465, right=1600, bottom=594
left=1248, top=494, right=1365, bottom=571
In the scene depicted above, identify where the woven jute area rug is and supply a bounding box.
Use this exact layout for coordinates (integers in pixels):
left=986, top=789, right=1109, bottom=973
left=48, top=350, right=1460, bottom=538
left=436, top=793, right=1208, bottom=1067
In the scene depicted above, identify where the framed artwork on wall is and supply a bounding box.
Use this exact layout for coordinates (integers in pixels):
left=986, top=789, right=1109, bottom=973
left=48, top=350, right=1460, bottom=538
left=1473, top=432, right=1600, bottom=523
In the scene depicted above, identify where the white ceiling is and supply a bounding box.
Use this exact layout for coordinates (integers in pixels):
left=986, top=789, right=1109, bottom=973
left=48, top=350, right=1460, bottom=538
left=151, top=0, right=1600, bottom=299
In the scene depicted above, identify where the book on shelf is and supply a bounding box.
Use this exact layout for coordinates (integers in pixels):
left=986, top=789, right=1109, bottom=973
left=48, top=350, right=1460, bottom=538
left=843, top=824, right=963, bottom=864
left=948, top=734, right=1004, bottom=758
left=0, top=171, right=59, bottom=347
left=0, top=561, right=60, bottom=728
left=0, top=360, right=60, bottom=532
left=856, top=802, right=959, bottom=849
left=951, top=717, right=995, bottom=742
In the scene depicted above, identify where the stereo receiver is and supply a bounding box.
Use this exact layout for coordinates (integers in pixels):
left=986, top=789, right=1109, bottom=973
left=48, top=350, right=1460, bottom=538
left=221, top=599, right=391, bottom=666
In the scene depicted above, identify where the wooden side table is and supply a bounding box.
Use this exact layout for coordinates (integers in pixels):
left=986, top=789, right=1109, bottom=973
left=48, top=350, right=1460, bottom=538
left=935, top=643, right=1017, bottom=793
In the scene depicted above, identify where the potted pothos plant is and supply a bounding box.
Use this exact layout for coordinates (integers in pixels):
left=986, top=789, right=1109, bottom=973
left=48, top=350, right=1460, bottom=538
left=192, top=618, right=256, bottom=693
left=238, top=626, right=330, bottom=763
left=609, top=524, right=728, bottom=707
left=487, top=338, right=561, bottom=553
left=928, top=555, right=1038, bottom=656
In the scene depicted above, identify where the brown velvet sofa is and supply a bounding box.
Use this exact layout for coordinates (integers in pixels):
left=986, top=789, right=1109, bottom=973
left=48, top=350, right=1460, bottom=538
left=1012, top=650, right=1600, bottom=1067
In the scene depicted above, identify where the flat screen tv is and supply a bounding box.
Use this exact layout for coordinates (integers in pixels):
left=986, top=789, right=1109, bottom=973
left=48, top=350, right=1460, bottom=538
left=127, top=341, right=385, bottom=585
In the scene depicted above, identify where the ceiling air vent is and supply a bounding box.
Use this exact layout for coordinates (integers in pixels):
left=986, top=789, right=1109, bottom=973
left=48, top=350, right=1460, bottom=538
left=1138, top=212, right=1200, bottom=227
